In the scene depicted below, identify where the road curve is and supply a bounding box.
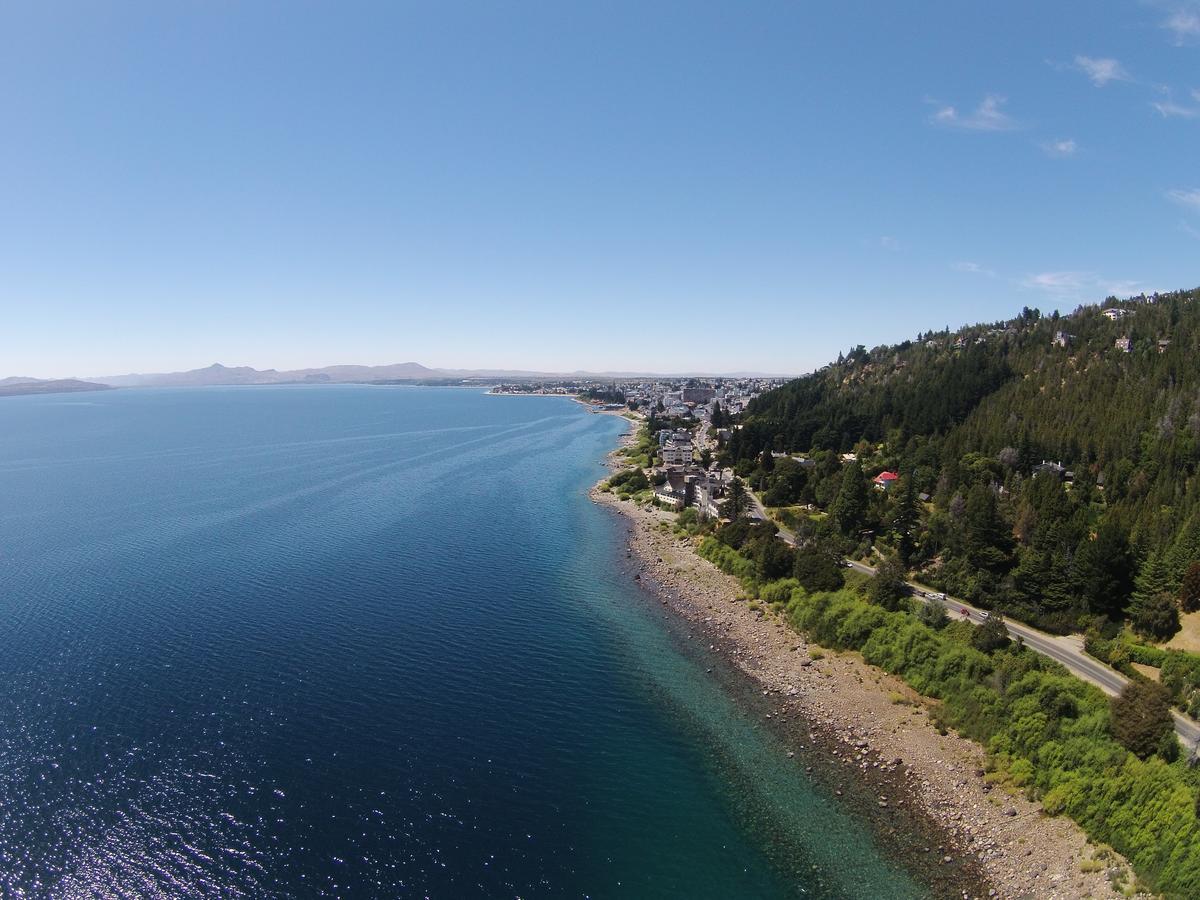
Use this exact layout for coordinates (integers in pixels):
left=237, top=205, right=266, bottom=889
left=843, top=560, right=1200, bottom=749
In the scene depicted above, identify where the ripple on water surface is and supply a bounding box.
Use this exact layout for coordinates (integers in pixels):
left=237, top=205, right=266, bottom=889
left=0, top=387, right=933, bottom=897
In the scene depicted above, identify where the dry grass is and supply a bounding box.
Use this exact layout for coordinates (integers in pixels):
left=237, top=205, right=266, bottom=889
left=1164, top=610, right=1200, bottom=653
left=1130, top=662, right=1161, bottom=681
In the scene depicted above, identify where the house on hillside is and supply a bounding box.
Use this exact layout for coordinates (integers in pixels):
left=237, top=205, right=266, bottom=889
left=873, top=471, right=900, bottom=490
left=657, top=482, right=686, bottom=511
left=1052, top=331, right=1072, bottom=348
left=1103, top=308, right=1130, bottom=321
left=1034, top=460, right=1067, bottom=479
left=661, top=441, right=694, bottom=467
left=1158, top=339, right=1172, bottom=353
left=1115, top=336, right=1132, bottom=353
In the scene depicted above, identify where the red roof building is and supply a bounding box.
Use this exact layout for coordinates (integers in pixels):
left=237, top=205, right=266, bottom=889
left=873, top=471, right=900, bottom=489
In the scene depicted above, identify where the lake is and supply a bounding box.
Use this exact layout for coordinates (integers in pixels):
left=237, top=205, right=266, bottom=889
left=0, top=386, right=933, bottom=897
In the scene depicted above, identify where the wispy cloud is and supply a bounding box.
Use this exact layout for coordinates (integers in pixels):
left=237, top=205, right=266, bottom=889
left=1163, top=5, right=1200, bottom=43
left=1152, top=97, right=1200, bottom=117
left=1167, top=187, right=1200, bottom=211
left=879, top=235, right=900, bottom=251
left=929, top=95, right=1018, bottom=131
left=1074, top=55, right=1130, bottom=86
left=1181, top=220, right=1200, bottom=241
left=1023, top=271, right=1088, bottom=293
left=1041, top=138, right=1078, bottom=157
left=1021, top=271, right=1143, bottom=299
left=952, top=261, right=996, bottom=277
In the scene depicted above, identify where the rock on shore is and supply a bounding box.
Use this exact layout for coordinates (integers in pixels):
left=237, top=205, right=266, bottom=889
left=591, top=465, right=1129, bottom=900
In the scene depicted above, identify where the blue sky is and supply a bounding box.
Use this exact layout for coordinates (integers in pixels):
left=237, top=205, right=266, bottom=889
left=2, top=1, right=1198, bottom=378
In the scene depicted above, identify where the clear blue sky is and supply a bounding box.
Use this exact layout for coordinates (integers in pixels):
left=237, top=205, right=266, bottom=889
left=2, top=1, right=1198, bottom=378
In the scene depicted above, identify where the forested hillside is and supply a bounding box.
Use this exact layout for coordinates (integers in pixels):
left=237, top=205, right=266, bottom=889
left=725, top=287, right=1200, bottom=636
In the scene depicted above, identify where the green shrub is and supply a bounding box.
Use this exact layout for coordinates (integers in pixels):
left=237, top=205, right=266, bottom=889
left=780, top=586, right=1200, bottom=896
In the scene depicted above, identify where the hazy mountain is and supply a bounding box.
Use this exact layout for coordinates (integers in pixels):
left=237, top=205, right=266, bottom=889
left=0, top=378, right=113, bottom=398
left=86, top=362, right=788, bottom=387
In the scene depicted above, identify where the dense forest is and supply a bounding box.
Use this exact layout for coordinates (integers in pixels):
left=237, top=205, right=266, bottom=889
left=723, top=287, right=1200, bottom=638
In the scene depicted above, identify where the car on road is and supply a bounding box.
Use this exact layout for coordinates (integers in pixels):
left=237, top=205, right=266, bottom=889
left=925, top=591, right=946, bottom=601
left=980, top=611, right=990, bottom=620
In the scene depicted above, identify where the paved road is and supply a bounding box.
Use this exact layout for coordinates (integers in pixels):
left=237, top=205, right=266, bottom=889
left=742, top=486, right=1200, bottom=747
left=844, top=560, right=1200, bottom=749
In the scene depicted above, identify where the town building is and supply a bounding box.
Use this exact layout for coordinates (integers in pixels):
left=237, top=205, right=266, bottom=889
left=661, top=441, right=694, bottom=467
left=873, top=471, right=900, bottom=490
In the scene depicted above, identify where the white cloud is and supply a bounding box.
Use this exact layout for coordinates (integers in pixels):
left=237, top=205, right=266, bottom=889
left=1023, top=271, right=1088, bottom=292
left=1167, top=187, right=1200, bottom=210
left=1021, top=271, right=1143, bottom=299
left=879, top=235, right=900, bottom=250
left=1163, top=7, right=1200, bottom=43
left=1152, top=96, right=1200, bottom=118
left=1097, top=279, right=1143, bottom=296
left=1074, top=55, right=1130, bottom=86
left=1183, top=221, right=1200, bottom=241
left=929, top=95, right=1018, bottom=131
left=952, top=261, right=996, bottom=277
left=1041, top=138, right=1078, bottom=157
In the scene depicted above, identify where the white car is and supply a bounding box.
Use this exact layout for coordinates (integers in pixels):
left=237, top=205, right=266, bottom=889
left=925, top=592, right=946, bottom=601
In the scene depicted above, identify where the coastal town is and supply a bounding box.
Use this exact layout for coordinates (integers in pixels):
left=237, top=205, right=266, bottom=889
left=494, top=376, right=789, bottom=522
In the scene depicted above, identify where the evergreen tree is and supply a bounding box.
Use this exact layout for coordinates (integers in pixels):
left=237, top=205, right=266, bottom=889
left=963, top=484, right=1011, bottom=572
left=972, top=613, right=1011, bottom=653
left=1111, top=681, right=1174, bottom=760
left=917, top=596, right=949, bottom=629
left=710, top=402, right=724, bottom=428
left=1129, top=589, right=1181, bottom=641
left=1168, top=513, right=1200, bottom=591
left=1017, top=431, right=1037, bottom=476
left=793, top=545, right=845, bottom=592
left=723, top=478, right=748, bottom=520
left=1180, top=562, right=1200, bottom=614
left=890, top=475, right=919, bottom=565
left=830, top=460, right=869, bottom=536
left=760, top=448, right=775, bottom=473
left=1074, top=521, right=1136, bottom=619
left=869, top=555, right=909, bottom=611
left=756, top=537, right=795, bottom=581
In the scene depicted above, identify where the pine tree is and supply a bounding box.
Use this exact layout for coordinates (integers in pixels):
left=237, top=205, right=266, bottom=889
left=1074, top=522, right=1135, bottom=619
left=1111, top=681, right=1174, bottom=760
left=869, top=555, right=909, bottom=611
left=890, top=475, right=919, bottom=565
left=723, top=478, right=748, bottom=521
left=793, top=544, right=845, bottom=592
left=1129, top=551, right=1181, bottom=640
left=972, top=613, right=1011, bottom=653
left=963, top=484, right=1011, bottom=572
left=830, top=460, right=869, bottom=536
left=1179, top=562, right=1200, bottom=614
left=1168, top=513, right=1200, bottom=592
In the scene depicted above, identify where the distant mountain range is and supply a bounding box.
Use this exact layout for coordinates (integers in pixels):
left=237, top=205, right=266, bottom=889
left=0, top=377, right=113, bottom=398
left=74, top=362, right=786, bottom=388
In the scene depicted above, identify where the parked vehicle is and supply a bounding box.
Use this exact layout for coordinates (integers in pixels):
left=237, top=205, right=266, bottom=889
left=926, top=591, right=946, bottom=601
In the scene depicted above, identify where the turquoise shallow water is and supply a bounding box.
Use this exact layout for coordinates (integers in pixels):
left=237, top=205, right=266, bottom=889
left=0, top=385, right=934, bottom=897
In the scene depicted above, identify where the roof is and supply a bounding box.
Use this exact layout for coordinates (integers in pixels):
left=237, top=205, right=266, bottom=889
left=873, top=471, right=900, bottom=482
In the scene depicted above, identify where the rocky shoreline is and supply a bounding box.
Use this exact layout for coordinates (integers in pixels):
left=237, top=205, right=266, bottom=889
left=590, top=427, right=1129, bottom=900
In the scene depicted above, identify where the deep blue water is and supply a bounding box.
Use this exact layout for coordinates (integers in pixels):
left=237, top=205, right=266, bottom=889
left=0, top=386, right=933, bottom=897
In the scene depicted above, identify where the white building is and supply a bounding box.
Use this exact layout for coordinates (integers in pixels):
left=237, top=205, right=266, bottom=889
left=661, top=441, right=694, bottom=467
